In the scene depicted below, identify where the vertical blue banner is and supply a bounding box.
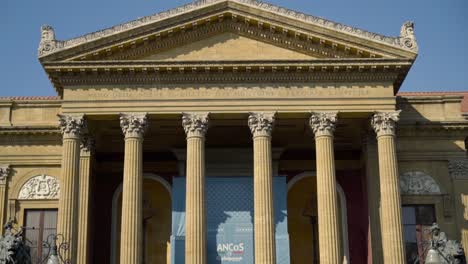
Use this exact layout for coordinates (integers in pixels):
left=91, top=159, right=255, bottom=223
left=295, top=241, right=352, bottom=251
left=171, top=177, right=289, bottom=264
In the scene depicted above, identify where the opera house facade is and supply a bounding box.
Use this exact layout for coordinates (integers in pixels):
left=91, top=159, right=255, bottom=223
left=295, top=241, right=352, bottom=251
left=0, top=0, right=467, bottom=263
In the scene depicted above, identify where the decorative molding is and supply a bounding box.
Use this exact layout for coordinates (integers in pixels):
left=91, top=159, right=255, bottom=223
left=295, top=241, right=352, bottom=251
left=57, top=114, right=86, bottom=139
left=119, top=113, right=148, bottom=138
left=448, top=159, right=468, bottom=180
left=38, top=0, right=416, bottom=58
left=248, top=112, right=276, bottom=137
left=309, top=112, right=338, bottom=137
left=18, top=174, right=60, bottom=200
left=182, top=112, right=210, bottom=138
left=51, top=69, right=404, bottom=88
left=371, top=111, right=401, bottom=137
left=399, top=171, right=441, bottom=195
left=0, top=165, right=11, bottom=185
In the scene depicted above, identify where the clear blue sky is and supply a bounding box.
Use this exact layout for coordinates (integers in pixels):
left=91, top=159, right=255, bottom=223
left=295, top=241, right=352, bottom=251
left=2, top=0, right=467, bottom=96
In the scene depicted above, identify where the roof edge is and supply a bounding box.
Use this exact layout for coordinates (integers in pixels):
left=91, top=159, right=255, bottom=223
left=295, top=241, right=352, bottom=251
left=398, top=91, right=468, bottom=113
left=37, top=0, right=418, bottom=59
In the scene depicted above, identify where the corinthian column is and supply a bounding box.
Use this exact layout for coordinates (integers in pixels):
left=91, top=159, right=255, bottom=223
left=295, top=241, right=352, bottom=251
left=119, top=113, right=148, bottom=264
left=58, top=114, right=86, bottom=262
left=76, top=136, right=94, bottom=264
left=248, top=112, right=276, bottom=264
left=182, top=112, right=209, bottom=264
left=309, top=112, right=341, bottom=264
left=0, top=165, right=11, bottom=234
left=371, top=111, right=405, bottom=263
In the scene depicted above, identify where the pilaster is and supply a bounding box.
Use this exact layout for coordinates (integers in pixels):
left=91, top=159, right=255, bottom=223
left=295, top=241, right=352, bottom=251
left=182, top=112, right=209, bottom=264
left=0, top=165, right=11, bottom=234
left=309, top=112, right=342, bottom=264
left=76, top=136, right=95, bottom=264
left=248, top=112, right=277, bottom=264
left=119, top=113, right=148, bottom=264
left=371, top=111, right=406, bottom=263
left=57, top=114, right=86, bottom=262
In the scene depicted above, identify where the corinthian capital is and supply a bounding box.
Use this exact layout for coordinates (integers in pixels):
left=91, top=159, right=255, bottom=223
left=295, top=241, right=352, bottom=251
left=371, top=111, right=401, bottom=137
left=120, top=113, right=148, bottom=138
left=309, top=112, right=338, bottom=137
left=248, top=112, right=276, bottom=137
left=182, top=112, right=209, bottom=138
left=58, top=114, right=86, bottom=139
left=80, top=135, right=95, bottom=156
left=0, top=165, right=11, bottom=184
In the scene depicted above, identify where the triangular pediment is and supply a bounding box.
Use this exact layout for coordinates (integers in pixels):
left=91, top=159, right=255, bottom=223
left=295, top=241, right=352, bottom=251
left=140, top=33, right=316, bottom=61
left=38, top=0, right=418, bottom=63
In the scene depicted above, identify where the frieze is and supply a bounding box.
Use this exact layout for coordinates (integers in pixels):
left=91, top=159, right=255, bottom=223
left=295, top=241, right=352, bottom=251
left=399, top=171, right=441, bottom=195
left=38, top=0, right=416, bottom=58
left=18, top=174, right=60, bottom=200
left=63, top=85, right=389, bottom=101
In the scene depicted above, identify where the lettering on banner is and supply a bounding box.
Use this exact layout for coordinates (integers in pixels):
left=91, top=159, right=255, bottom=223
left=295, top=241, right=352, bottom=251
left=217, top=242, right=246, bottom=262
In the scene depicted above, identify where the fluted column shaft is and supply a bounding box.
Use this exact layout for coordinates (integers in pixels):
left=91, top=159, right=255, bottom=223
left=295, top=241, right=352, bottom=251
left=119, top=113, right=148, bottom=264
left=249, top=112, right=276, bottom=264
left=182, top=113, right=209, bottom=264
left=76, top=137, right=94, bottom=264
left=57, top=114, right=86, bottom=262
left=309, top=112, right=341, bottom=264
left=0, top=166, right=10, bottom=234
left=372, top=111, right=405, bottom=263
left=364, top=137, right=383, bottom=263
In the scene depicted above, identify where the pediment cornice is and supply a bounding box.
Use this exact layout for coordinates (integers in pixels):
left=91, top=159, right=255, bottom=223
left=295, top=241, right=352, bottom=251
left=38, top=0, right=418, bottom=62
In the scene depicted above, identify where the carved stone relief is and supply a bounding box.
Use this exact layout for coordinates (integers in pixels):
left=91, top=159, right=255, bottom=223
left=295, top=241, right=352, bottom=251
left=38, top=0, right=416, bottom=57
left=399, top=171, right=441, bottom=195
left=448, top=159, right=468, bottom=179
left=18, top=174, right=60, bottom=200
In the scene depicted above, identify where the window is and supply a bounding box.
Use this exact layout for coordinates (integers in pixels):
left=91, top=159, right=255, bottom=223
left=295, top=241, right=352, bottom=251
left=402, top=205, right=436, bottom=264
left=23, top=209, right=58, bottom=264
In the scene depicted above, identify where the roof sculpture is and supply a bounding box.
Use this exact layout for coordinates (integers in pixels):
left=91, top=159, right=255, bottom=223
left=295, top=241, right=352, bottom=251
left=37, top=0, right=418, bottom=58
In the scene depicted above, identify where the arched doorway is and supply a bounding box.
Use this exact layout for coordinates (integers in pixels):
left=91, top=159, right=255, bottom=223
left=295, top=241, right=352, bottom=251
left=287, top=172, right=349, bottom=264
left=111, top=174, right=172, bottom=264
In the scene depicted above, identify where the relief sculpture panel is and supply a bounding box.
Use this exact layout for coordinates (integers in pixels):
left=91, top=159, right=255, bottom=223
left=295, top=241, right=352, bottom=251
left=18, top=174, right=60, bottom=200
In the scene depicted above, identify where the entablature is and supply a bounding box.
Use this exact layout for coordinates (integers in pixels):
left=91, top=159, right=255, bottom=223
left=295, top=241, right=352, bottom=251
left=45, top=59, right=411, bottom=96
